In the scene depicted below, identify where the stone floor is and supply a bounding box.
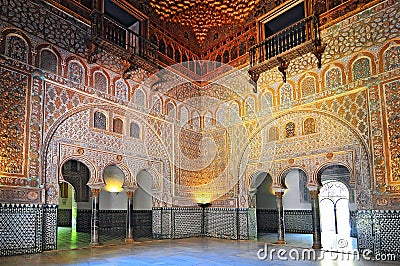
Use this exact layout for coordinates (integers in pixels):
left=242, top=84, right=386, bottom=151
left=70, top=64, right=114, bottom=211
left=1, top=233, right=397, bottom=265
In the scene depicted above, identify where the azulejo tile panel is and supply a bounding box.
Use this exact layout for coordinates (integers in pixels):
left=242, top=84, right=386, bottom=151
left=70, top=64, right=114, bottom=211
left=42, top=204, right=57, bottom=251
left=0, top=203, right=43, bottom=256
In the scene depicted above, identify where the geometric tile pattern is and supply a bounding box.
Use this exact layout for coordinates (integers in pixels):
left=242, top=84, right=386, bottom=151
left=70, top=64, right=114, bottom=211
left=257, top=209, right=313, bottom=234
left=357, top=210, right=400, bottom=259
left=58, top=209, right=152, bottom=240
left=356, top=210, right=374, bottom=251
left=173, top=208, right=202, bottom=238
left=350, top=210, right=358, bottom=238
left=57, top=209, right=72, bottom=226
left=161, top=208, right=172, bottom=239
left=76, top=209, right=91, bottom=233
left=152, top=207, right=254, bottom=240
left=205, top=208, right=237, bottom=239
left=42, top=205, right=57, bottom=251
left=152, top=207, right=162, bottom=239
left=132, top=210, right=153, bottom=239
left=0, top=203, right=43, bottom=256
left=284, top=210, right=313, bottom=233
left=316, top=89, right=369, bottom=141
left=238, top=208, right=251, bottom=240
left=257, top=209, right=278, bottom=233
left=99, top=210, right=126, bottom=232
left=247, top=208, right=257, bottom=240
left=373, top=210, right=400, bottom=259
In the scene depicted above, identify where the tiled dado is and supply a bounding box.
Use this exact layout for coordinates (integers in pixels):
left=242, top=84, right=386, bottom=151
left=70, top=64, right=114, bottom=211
left=152, top=207, right=256, bottom=240
left=75, top=209, right=152, bottom=239
left=257, top=209, right=313, bottom=234
left=257, top=209, right=358, bottom=236
left=357, top=210, right=400, bottom=260
left=57, top=209, right=72, bottom=226
left=0, top=203, right=57, bottom=256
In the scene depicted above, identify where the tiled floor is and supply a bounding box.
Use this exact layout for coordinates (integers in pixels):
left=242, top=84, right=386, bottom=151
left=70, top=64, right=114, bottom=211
left=57, top=227, right=126, bottom=250
left=1, top=234, right=397, bottom=265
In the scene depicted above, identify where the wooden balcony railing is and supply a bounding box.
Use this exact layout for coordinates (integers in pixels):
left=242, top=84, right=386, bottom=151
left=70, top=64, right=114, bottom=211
left=248, top=15, right=325, bottom=90
left=89, top=9, right=158, bottom=76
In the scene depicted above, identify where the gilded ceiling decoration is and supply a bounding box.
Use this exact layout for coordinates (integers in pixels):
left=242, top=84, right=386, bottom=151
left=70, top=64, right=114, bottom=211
left=149, top=0, right=260, bottom=43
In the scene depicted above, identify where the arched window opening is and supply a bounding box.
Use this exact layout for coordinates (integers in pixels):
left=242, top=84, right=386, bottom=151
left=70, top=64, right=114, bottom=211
left=285, top=122, right=295, bottom=138
left=325, top=67, right=342, bottom=89
left=94, top=111, right=106, bottom=130
left=94, top=71, right=107, bottom=93
left=115, top=80, right=128, bottom=101
left=352, top=57, right=371, bottom=81
left=130, top=122, right=140, bottom=139
left=40, top=49, right=57, bottom=74
left=303, top=117, right=316, bottom=135
left=113, top=118, right=123, bottom=134
left=5, top=35, right=28, bottom=62
left=301, top=76, right=316, bottom=98
left=68, top=61, right=84, bottom=85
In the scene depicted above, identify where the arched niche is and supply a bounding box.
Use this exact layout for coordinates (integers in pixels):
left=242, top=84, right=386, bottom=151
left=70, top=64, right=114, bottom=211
left=100, top=164, right=127, bottom=210
left=252, top=172, right=276, bottom=210
left=280, top=168, right=311, bottom=210
left=134, top=169, right=153, bottom=210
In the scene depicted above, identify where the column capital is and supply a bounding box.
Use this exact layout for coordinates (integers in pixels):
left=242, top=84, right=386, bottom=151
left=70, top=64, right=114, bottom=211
left=308, top=186, right=321, bottom=199
left=126, top=190, right=135, bottom=199
left=275, top=191, right=284, bottom=199
left=91, top=188, right=101, bottom=197
left=273, top=186, right=286, bottom=197
left=309, top=189, right=320, bottom=199
left=87, top=182, right=105, bottom=190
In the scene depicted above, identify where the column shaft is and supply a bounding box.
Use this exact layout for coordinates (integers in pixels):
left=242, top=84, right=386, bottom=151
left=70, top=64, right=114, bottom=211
left=275, top=191, right=286, bottom=244
left=125, top=191, right=134, bottom=243
left=90, top=188, right=100, bottom=246
left=310, top=190, right=322, bottom=249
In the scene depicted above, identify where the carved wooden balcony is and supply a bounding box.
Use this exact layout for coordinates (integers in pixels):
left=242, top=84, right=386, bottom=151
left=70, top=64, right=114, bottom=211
left=248, top=15, right=325, bottom=89
left=88, top=9, right=159, bottom=78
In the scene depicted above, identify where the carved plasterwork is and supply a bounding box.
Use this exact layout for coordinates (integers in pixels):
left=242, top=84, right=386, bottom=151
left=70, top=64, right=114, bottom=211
left=243, top=109, right=371, bottom=209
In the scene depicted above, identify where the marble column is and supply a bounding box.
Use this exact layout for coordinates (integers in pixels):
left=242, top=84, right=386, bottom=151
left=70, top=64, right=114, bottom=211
left=310, top=189, right=322, bottom=249
left=125, top=190, right=136, bottom=243
left=275, top=190, right=286, bottom=244
left=90, top=188, right=101, bottom=246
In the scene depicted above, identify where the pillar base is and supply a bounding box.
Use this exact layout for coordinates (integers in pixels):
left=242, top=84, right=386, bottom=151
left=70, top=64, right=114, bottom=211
left=275, top=240, right=286, bottom=245
left=125, top=238, right=134, bottom=244
left=312, top=244, right=322, bottom=249
left=90, top=242, right=100, bottom=246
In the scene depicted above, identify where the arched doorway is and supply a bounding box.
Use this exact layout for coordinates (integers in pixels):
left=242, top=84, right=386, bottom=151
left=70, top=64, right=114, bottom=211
left=318, top=165, right=357, bottom=251
left=58, top=159, right=90, bottom=250
left=252, top=172, right=277, bottom=238
left=58, top=182, right=77, bottom=240
left=133, top=170, right=153, bottom=239
left=280, top=169, right=313, bottom=247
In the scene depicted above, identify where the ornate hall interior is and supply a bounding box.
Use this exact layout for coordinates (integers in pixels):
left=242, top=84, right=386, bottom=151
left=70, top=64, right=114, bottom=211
left=0, top=0, right=399, bottom=263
